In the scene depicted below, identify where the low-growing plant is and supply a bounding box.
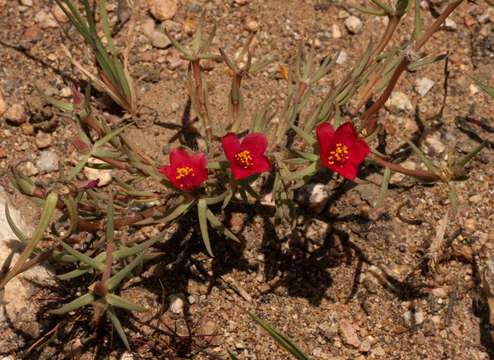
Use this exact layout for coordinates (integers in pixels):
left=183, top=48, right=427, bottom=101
left=1, top=0, right=487, bottom=354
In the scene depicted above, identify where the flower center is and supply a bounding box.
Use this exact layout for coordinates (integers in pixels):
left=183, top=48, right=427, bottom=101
left=327, top=143, right=349, bottom=166
left=234, top=150, right=254, bottom=169
left=175, top=166, right=195, bottom=181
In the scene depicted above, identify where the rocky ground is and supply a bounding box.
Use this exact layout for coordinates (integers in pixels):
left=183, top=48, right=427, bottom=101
left=1, top=0, right=494, bottom=359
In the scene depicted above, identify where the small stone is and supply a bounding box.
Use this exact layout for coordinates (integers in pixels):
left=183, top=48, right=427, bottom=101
left=36, top=150, right=59, bottom=173
left=431, top=315, right=441, bottom=325
left=52, top=4, right=69, bottom=23
left=338, top=10, right=350, bottom=19
left=35, top=131, right=53, bottom=149
left=245, top=18, right=259, bottom=32
left=20, top=161, right=39, bottom=176
left=23, top=25, right=42, bottom=43
left=83, top=158, right=113, bottom=186
left=424, top=133, right=445, bottom=154
left=469, top=194, right=482, bottom=203
left=148, top=0, right=177, bottom=21
left=332, top=24, right=342, bottom=39
left=4, top=103, right=27, bottom=125
left=120, top=352, right=134, bottom=360
left=385, top=92, right=413, bottom=113
left=0, top=147, right=6, bottom=159
left=19, top=0, right=32, bottom=6
left=339, top=319, right=361, bottom=348
left=166, top=48, right=188, bottom=70
left=372, top=346, right=385, bottom=357
left=344, top=16, right=363, bottom=34
left=34, top=10, right=58, bottom=29
left=21, top=123, right=35, bottom=135
left=168, top=293, right=185, bottom=314
left=404, top=310, right=425, bottom=327
left=297, top=183, right=329, bottom=213
left=187, top=295, right=197, bottom=304
left=234, top=0, right=249, bottom=5
left=305, top=219, right=330, bottom=245
left=444, top=18, right=457, bottom=31
left=336, top=51, right=348, bottom=65
left=150, top=29, right=171, bottom=48
left=415, top=78, right=435, bottom=96
left=431, top=287, right=448, bottom=298
left=0, top=91, right=6, bottom=117
left=141, top=18, right=156, bottom=38
left=469, top=84, right=479, bottom=95
left=359, top=340, right=371, bottom=353
left=464, top=218, right=476, bottom=232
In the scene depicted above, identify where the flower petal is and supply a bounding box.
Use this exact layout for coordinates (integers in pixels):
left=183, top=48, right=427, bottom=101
left=348, top=138, right=370, bottom=166
left=221, top=133, right=241, bottom=162
left=331, top=163, right=359, bottom=180
left=316, top=122, right=336, bottom=167
left=169, top=148, right=192, bottom=168
left=242, top=133, right=268, bottom=156
left=334, top=122, right=358, bottom=146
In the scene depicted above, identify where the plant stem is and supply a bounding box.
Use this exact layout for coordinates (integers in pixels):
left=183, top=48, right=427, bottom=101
left=192, top=60, right=213, bottom=146
left=361, top=0, right=465, bottom=134
left=372, top=155, right=439, bottom=182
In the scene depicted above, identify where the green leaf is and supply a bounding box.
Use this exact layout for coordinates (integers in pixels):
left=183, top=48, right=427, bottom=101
left=107, top=253, right=144, bottom=291
left=448, top=182, right=458, bottom=217
left=406, top=140, right=440, bottom=175
left=57, top=240, right=104, bottom=272
left=205, top=209, right=240, bottom=243
left=283, top=162, right=318, bottom=182
left=375, top=167, right=391, bottom=208
left=5, top=203, right=29, bottom=243
left=57, top=268, right=90, bottom=281
left=49, top=293, right=94, bottom=315
left=0, top=192, right=58, bottom=289
left=250, top=313, right=310, bottom=360
left=229, top=351, right=240, bottom=360
left=107, top=307, right=131, bottom=351
left=290, top=124, right=317, bottom=146
left=105, top=293, right=145, bottom=312
left=413, top=0, right=423, bottom=40
left=470, top=76, right=494, bottom=98
left=197, top=199, right=213, bottom=257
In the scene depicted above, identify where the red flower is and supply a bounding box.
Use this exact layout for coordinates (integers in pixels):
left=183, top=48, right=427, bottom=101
left=316, top=122, right=370, bottom=180
left=159, top=148, right=208, bottom=190
left=222, top=132, right=271, bottom=180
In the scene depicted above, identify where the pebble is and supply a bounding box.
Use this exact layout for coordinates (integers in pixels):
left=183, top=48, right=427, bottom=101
left=385, top=91, right=413, bottom=113
left=464, top=218, right=476, bottom=232
left=344, top=16, right=363, bottom=34
left=148, top=0, right=177, bottom=21
left=359, top=340, right=371, bottom=353
left=23, top=25, right=42, bottom=43
left=168, top=293, right=185, bottom=314
left=372, top=346, right=385, bottom=357
left=120, top=352, right=134, bottom=360
left=431, top=287, right=448, bottom=298
left=245, top=18, right=259, bottom=32
left=469, top=194, right=482, bottom=203
left=4, top=103, right=26, bottom=125
left=332, top=24, right=342, bottom=39
left=415, top=77, right=435, bottom=96
left=305, top=219, right=330, bottom=245
left=20, top=161, right=39, bottom=176
left=51, top=4, right=69, bottom=23
left=234, top=0, right=250, bottom=5
left=444, top=18, right=457, bottom=31
left=19, top=0, right=32, bottom=6
left=21, top=123, right=35, bottom=135
left=35, top=131, right=53, bottom=149
left=404, top=310, right=425, bottom=327
left=336, top=51, right=348, bottom=65
left=142, top=18, right=171, bottom=49
left=424, top=133, right=446, bottom=154
left=0, top=91, right=6, bottom=117
left=339, top=319, right=361, bottom=348
left=83, top=158, right=113, bottom=187
left=297, top=183, right=329, bottom=213
left=36, top=150, right=59, bottom=173
left=187, top=294, right=197, bottom=304
left=34, top=10, right=58, bottom=29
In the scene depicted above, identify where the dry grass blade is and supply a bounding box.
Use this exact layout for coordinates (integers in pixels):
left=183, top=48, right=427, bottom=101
left=427, top=212, right=449, bottom=272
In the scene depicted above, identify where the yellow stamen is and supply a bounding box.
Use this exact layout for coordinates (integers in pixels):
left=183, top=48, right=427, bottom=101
left=175, top=166, right=195, bottom=181
left=234, top=150, right=254, bottom=169
left=327, top=143, right=349, bottom=166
